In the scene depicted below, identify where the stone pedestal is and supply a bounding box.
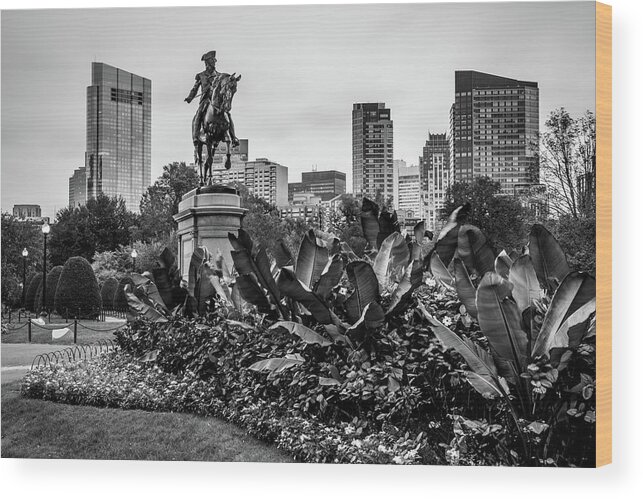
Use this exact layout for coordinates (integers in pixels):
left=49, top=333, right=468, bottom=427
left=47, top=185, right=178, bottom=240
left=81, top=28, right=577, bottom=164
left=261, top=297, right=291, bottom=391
left=173, top=185, right=246, bottom=280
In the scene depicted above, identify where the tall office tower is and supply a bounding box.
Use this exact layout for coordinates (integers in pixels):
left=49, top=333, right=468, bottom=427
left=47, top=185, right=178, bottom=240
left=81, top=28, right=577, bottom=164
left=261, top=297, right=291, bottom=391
left=68, top=167, right=87, bottom=208
left=450, top=70, right=539, bottom=195
left=208, top=139, right=249, bottom=186
left=393, top=163, right=421, bottom=219
left=419, top=133, right=450, bottom=230
left=85, top=62, right=151, bottom=212
left=301, top=170, right=346, bottom=202
left=352, top=103, right=394, bottom=200
left=244, top=158, right=288, bottom=206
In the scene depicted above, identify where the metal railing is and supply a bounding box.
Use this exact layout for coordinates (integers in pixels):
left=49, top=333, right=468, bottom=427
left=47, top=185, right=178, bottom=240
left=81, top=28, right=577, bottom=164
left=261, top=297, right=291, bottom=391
left=30, top=339, right=116, bottom=369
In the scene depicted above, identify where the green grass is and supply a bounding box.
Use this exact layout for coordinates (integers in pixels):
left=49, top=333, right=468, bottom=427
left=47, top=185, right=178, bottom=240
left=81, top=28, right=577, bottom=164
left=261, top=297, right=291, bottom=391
left=2, top=315, right=125, bottom=345
left=1, top=382, right=294, bottom=462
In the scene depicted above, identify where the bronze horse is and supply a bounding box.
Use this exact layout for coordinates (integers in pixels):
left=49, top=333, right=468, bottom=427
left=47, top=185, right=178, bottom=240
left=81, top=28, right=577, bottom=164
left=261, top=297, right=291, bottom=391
left=193, top=72, right=242, bottom=185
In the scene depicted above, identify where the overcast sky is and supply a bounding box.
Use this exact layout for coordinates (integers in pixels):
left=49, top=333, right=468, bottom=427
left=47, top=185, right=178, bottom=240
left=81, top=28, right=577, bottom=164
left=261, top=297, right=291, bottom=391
left=1, top=1, right=596, bottom=218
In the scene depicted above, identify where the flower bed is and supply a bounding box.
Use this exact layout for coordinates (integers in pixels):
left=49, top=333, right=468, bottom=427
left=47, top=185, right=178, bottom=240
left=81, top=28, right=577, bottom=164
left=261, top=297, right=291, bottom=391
left=21, top=352, right=436, bottom=464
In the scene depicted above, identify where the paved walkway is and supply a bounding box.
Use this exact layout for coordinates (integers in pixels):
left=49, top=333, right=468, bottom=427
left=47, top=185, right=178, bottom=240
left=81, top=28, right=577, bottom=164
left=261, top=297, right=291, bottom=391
left=1, top=343, right=60, bottom=384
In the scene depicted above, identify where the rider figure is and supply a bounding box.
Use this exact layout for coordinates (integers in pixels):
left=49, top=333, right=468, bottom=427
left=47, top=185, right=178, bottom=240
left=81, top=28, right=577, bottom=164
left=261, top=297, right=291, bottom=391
left=185, top=50, right=239, bottom=148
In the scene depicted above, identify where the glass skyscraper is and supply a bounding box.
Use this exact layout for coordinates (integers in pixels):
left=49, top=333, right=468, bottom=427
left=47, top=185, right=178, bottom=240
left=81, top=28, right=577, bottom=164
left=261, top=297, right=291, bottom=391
left=85, top=62, right=151, bottom=212
left=450, top=70, right=539, bottom=196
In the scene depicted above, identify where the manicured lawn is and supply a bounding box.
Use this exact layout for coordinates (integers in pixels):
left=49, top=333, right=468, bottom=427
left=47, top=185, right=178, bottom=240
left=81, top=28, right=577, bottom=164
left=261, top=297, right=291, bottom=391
left=1, top=382, right=294, bottom=462
left=2, top=316, right=125, bottom=345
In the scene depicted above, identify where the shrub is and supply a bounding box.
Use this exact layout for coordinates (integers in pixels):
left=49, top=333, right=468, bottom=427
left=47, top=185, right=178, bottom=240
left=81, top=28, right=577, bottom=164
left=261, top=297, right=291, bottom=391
left=113, top=276, right=134, bottom=311
left=45, top=265, right=64, bottom=312
left=24, top=273, right=42, bottom=312
left=33, top=281, right=44, bottom=312
left=54, top=256, right=102, bottom=318
left=100, top=277, right=119, bottom=310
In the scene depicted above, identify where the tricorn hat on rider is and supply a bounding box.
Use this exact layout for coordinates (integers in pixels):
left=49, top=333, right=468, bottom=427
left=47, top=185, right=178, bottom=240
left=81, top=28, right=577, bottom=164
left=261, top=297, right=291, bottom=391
left=201, top=51, right=217, bottom=62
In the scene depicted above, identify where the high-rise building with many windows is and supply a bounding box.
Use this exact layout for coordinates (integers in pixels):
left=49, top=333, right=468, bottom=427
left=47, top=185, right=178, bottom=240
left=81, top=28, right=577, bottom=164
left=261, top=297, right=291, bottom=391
left=450, top=70, right=539, bottom=195
left=352, top=103, right=394, bottom=200
left=68, top=167, right=87, bottom=208
left=85, top=62, right=151, bottom=212
left=244, top=158, right=288, bottom=206
left=419, top=132, right=450, bottom=230
left=393, top=162, right=421, bottom=219
left=288, top=170, right=346, bottom=202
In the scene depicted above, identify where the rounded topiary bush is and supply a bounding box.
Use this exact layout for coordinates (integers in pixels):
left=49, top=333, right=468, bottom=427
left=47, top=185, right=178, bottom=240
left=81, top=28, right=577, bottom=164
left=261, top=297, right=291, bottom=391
left=34, top=281, right=44, bottom=312
left=25, top=273, right=43, bottom=312
left=113, top=276, right=134, bottom=312
left=100, top=277, right=119, bottom=311
left=45, top=265, right=64, bottom=312
left=54, top=257, right=102, bottom=319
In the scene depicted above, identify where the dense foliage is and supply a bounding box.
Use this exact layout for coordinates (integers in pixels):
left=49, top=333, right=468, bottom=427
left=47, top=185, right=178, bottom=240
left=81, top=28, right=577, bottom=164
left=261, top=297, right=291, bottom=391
left=54, top=256, right=102, bottom=318
left=21, top=198, right=596, bottom=466
left=45, top=265, right=64, bottom=312
left=1, top=213, right=45, bottom=306
left=48, top=194, right=139, bottom=266
left=24, top=274, right=42, bottom=312
left=138, top=162, right=199, bottom=241
left=113, top=276, right=135, bottom=311
left=100, top=277, right=119, bottom=311
left=442, top=177, right=527, bottom=250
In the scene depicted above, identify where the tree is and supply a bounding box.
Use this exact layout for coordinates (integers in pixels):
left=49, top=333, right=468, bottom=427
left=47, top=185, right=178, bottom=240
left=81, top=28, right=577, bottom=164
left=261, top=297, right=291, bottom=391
left=92, top=240, right=170, bottom=285
left=1, top=213, right=45, bottom=306
left=328, top=194, right=367, bottom=256
left=233, top=182, right=308, bottom=260
left=48, top=194, right=139, bottom=266
left=100, top=277, right=119, bottom=310
left=45, top=265, right=64, bottom=312
left=442, top=176, right=527, bottom=251
left=138, top=162, right=199, bottom=241
left=25, top=274, right=42, bottom=312
left=54, top=257, right=102, bottom=319
left=541, top=108, right=596, bottom=219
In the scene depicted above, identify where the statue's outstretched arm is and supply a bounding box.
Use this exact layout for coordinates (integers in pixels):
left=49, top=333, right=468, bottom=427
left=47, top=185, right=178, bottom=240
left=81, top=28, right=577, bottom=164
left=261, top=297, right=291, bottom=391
left=185, top=76, right=200, bottom=103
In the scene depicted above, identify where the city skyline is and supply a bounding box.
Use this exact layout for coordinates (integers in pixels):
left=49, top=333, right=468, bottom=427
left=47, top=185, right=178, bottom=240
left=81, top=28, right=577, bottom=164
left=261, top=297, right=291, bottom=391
left=1, top=2, right=596, bottom=218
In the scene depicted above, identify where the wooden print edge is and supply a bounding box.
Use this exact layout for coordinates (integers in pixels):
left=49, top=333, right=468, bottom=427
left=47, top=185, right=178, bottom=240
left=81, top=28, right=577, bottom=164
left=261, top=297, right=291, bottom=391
left=595, top=0, right=612, bottom=467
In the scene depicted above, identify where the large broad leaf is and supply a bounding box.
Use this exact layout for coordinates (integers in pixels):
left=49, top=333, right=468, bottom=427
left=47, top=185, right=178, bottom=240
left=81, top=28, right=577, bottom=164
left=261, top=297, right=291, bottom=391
left=215, top=248, right=232, bottom=283
left=124, top=285, right=168, bottom=323
left=454, top=258, right=477, bottom=318
left=386, top=260, right=423, bottom=316
left=277, top=268, right=334, bottom=324
left=314, top=254, right=344, bottom=300
left=373, top=232, right=410, bottom=292
left=130, top=273, right=168, bottom=313
left=508, top=255, right=544, bottom=313
left=476, top=272, right=528, bottom=373
left=547, top=298, right=596, bottom=351
left=435, top=204, right=469, bottom=265
left=235, top=274, right=272, bottom=314
left=340, top=242, right=360, bottom=262
left=457, top=225, right=496, bottom=276
left=529, top=224, right=570, bottom=292
left=230, top=282, right=246, bottom=313
left=360, top=198, right=380, bottom=249
left=249, top=354, right=304, bottom=373
left=414, top=220, right=428, bottom=243
left=429, top=252, right=454, bottom=289
left=270, top=321, right=332, bottom=347
left=345, top=261, right=380, bottom=323
left=532, top=272, right=596, bottom=358
left=494, top=250, right=514, bottom=280
left=229, top=232, right=283, bottom=316
left=296, top=229, right=329, bottom=289
left=273, top=239, right=294, bottom=269
left=346, top=302, right=385, bottom=337
left=377, top=211, right=400, bottom=248
left=151, top=267, right=175, bottom=310
left=209, top=274, right=233, bottom=306
left=419, top=303, right=504, bottom=399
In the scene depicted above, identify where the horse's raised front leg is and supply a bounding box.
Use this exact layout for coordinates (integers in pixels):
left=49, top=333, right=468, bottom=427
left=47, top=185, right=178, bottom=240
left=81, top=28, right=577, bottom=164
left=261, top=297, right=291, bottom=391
left=224, top=140, right=232, bottom=170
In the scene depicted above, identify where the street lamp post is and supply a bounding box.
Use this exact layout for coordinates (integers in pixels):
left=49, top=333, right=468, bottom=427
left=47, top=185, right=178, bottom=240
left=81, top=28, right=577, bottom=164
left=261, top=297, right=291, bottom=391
left=41, top=222, right=50, bottom=314
left=21, top=248, right=28, bottom=309
left=131, top=248, right=138, bottom=273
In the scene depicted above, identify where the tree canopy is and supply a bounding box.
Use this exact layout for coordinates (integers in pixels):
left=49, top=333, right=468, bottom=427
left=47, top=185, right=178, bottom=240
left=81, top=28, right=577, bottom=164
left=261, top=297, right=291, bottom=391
left=138, top=162, right=199, bottom=241
left=442, top=176, right=527, bottom=251
left=48, top=194, right=138, bottom=266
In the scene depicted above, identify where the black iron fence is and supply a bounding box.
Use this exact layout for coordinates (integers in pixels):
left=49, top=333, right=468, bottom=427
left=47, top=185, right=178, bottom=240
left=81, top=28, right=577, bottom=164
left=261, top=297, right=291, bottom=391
left=2, top=306, right=128, bottom=324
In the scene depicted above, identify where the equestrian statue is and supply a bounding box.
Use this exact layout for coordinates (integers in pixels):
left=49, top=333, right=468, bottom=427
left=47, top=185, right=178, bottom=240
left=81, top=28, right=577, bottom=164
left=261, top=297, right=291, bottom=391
left=185, top=50, right=242, bottom=186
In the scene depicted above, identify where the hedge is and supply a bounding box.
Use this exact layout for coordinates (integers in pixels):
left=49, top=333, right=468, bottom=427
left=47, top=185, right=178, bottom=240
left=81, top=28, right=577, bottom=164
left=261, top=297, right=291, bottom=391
left=113, top=276, right=134, bottom=311
left=54, top=256, right=102, bottom=319
left=100, top=277, right=119, bottom=310
left=24, top=273, right=42, bottom=312
left=33, top=281, right=44, bottom=313
left=45, top=265, right=64, bottom=312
